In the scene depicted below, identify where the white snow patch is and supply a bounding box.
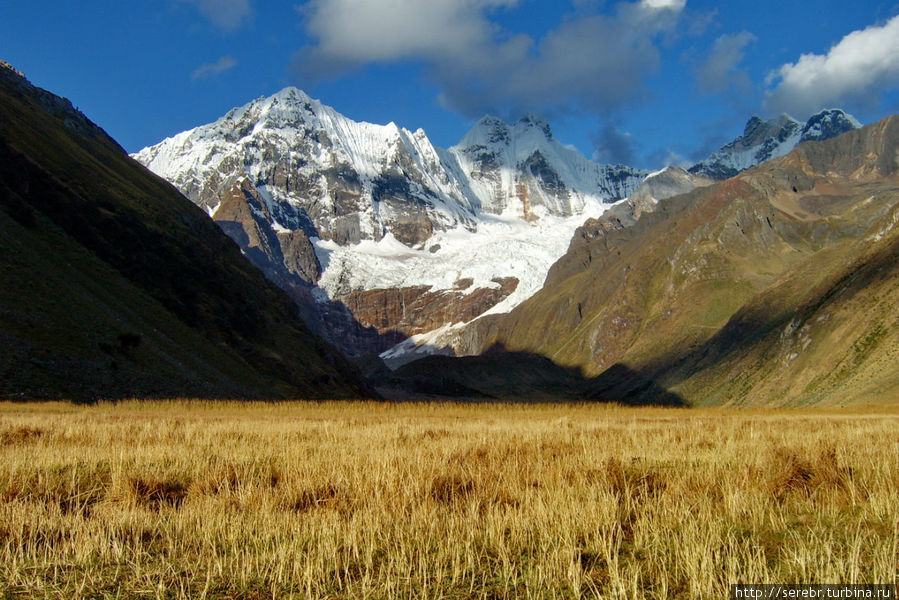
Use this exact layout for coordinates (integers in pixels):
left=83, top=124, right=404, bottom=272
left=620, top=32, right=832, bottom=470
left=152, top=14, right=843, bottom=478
left=642, top=166, right=671, bottom=181
left=271, top=220, right=291, bottom=233
left=379, top=323, right=458, bottom=368
left=315, top=197, right=610, bottom=316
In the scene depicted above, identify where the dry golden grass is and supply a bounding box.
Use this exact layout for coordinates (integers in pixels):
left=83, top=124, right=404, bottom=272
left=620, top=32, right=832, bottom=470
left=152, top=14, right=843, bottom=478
left=0, top=401, right=896, bottom=599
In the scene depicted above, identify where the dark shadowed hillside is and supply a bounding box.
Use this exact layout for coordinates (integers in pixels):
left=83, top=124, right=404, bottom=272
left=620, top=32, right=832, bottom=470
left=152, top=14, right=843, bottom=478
left=0, top=62, right=371, bottom=401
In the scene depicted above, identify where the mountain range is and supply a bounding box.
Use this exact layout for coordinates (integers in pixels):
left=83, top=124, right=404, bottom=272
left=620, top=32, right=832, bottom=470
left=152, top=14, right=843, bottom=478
left=411, top=117, right=899, bottom=405
left=132, top=89, right=861, bottom=366
left=4, top=57, right=894, bottom=405
left=690, top=109, right=862, bottom=179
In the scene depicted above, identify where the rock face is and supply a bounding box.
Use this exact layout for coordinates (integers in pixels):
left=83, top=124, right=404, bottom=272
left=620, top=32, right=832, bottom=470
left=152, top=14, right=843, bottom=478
left=133, top=89, right=648, bottom=358
left=215, top=178, right=322, bottom=289
left=483, top=116, right=899, bottom=405
left=343, top=277, right=518, bottom=337
left=690, top=109, right=861, bottom=180
left=134, top=88, right=478, bottom=249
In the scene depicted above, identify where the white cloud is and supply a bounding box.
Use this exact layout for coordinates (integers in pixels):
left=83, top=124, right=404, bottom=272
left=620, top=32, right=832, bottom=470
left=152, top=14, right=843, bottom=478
left=192, top=55, right=237, bottom=79
left=297, top=0, right=517, bottom=65
left=765, top=15, right=899, bottom=117
left=293, top=0, right=686, bottom=117
left=179, top=0, right=251, bottom=31
left=641, top=0, right=686, bottom=10
left=696, top=31, right=756, bottom=95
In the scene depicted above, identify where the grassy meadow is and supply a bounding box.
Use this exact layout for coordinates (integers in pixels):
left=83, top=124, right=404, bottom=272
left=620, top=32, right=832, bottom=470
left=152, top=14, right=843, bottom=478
left=0, top=401, right=896, bottom=598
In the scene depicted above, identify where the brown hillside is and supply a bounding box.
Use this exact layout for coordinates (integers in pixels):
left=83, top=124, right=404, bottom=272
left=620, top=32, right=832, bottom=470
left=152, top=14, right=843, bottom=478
left=485, top=116, right=899, bottom=405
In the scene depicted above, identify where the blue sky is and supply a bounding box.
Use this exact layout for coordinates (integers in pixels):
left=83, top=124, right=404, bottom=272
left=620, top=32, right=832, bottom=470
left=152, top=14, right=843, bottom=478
left=3, top=1, right=899, bottom=168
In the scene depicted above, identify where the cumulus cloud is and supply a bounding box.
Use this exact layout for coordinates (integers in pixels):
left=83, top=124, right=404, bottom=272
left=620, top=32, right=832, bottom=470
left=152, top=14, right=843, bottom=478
left=764, top=15, right=899, bottom=117
left=297, top=0, right=517, bottom=65
left=191, top=55, right=237, bottom=79
left=696, top=31, right=756, bottom=95
left=292, top=0, right=686, bottom=117
left=179, top=0, right=251, bottom=31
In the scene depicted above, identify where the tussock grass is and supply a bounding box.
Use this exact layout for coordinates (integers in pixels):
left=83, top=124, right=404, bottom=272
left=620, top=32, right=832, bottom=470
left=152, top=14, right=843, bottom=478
left=0, top=401, right=896, bottom=598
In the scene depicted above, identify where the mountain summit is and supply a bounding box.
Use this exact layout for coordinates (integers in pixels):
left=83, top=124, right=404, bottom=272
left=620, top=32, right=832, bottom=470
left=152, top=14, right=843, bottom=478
left=134, top=89, right=647, bottom=248
left=449, top=113, right=646, bottom=216
left=690, top=109, right=861, bottom=179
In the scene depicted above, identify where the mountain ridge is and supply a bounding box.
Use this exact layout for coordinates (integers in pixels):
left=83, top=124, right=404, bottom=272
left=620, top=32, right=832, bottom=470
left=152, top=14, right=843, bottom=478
left=0, top=62, right=371, bottom=400
left=132, top=92, right=866, bottom=365
left=689, top=109, right=861, bottom=180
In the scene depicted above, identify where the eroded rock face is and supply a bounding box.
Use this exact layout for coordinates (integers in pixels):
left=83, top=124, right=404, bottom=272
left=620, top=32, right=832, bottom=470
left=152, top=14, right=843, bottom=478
left=277, top=230, right=320, bottom=283
left=213, top=179, right=321, bottom=287
left=314, top=300, right=407, bottom=358
left=340, top=277, right=519, bottom=338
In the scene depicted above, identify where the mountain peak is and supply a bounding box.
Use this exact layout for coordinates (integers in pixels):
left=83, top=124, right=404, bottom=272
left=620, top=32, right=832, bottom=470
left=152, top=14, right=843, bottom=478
left=741, top=114, right=800, bottom=147
left=461, top=113, right=556, bottom=149
left=516, top=113, right=553, bottom=139
left=269, top=86, right=315, bottom=104
left=463, top=115, right=512, bottom=146
left=691, top=108, right=861, bottom=179
left=800, top=108, right=862, bottom=143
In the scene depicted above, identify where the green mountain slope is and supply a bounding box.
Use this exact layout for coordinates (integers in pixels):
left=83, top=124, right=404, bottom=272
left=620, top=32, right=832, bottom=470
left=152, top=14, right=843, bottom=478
left=0, top=62, right=370, bottom=401
left=485, top=117, right=899, bottom=405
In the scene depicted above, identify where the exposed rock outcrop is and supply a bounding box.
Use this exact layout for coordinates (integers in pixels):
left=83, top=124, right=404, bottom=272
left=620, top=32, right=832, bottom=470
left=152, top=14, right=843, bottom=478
left=341, top=277, right=518, bottom=338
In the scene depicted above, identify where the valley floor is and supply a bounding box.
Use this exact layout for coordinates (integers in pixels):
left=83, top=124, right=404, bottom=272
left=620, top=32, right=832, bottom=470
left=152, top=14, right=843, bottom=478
left=0, top=401, right=897, bottom=598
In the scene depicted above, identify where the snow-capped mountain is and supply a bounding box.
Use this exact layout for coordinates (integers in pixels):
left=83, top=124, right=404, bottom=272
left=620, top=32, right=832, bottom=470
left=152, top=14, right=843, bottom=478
left=446, top=114, right=646, bottom=216
left=134, top=89, right=647, bottom=251
left=133, top=88, right=648, bottom=359
left=134, top=87, right=478, bottom=248
left=689, top=109, right=861, bottom=180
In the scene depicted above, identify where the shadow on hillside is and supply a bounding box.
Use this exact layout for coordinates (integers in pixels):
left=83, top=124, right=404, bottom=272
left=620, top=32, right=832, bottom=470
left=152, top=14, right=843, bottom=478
left=377, top=344, right=686, bottom=406
left=312, top=297, right=412, bottom=361
left=212, top=217, right=415, bottom=363
left=634, top=232, right=899, bottom=400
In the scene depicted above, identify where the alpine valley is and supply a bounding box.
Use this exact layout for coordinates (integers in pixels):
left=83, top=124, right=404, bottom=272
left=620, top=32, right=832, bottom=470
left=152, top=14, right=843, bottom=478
left=5, top=56, right=896, bottom=405
left=132, top=88, right=864, bottom=376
